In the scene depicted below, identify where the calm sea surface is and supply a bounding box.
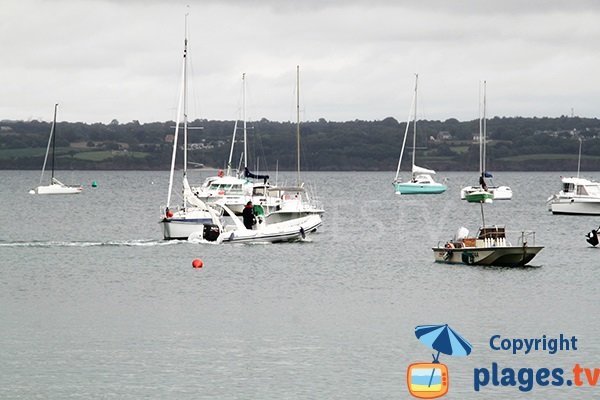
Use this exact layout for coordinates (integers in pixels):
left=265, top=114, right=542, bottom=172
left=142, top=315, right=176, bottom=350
left=1, top=170, right=598, bottom=399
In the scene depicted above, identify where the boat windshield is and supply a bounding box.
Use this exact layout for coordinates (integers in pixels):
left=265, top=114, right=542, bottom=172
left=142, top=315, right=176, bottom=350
left=208, top=183, right=243, bottom=194
left=584, top=185, right=600, bottom=197
left=562, top=182, right=575, bottom=193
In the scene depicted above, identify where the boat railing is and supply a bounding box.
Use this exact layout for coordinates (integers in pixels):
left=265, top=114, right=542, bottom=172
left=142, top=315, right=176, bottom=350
left=516, top=230, right=537, bottom=246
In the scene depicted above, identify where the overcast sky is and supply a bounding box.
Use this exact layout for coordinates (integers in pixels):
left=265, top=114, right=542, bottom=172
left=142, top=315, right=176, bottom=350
left=2, top=0, right=600, bottom=124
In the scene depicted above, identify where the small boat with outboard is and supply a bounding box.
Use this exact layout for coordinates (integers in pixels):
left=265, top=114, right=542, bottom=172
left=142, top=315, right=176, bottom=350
left=187, top=202, right=321, bottom=244
left=432, top=226, right=543, bottom=267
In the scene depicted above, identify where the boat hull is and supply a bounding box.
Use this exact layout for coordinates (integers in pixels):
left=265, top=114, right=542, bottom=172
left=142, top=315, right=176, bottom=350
left=161, top=217, right=214, bottom=240
left=461, top=185, right=512, bottom=200
left=465, top=193, right=493, bottom=203
left=189, top=214, right=322, bottom=244
left=549, top=199, right=600, bottom=215
left=432, top=245, right=543, bottom=267
left=31, top=184, right=83, bottom=195
left=394, top=182, right=447, bottom=195
left=490, top=186, right=512, bottom=200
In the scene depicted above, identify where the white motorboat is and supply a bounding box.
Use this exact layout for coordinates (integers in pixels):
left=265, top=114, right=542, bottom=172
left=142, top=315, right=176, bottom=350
left=29, top=104, right=83, bottom=195
left=188, top=203, right=321, bottom=244
left=547, top=139, right=600, bottom=215
left=433, top=226, right=543, bottom=267
left=193, top=173, right=252, bottom=215
left=160, top=17, right=214, bottom=240
left=547, top=176, right=600, bottom=215
left=393, top=74, right=447, bottom=195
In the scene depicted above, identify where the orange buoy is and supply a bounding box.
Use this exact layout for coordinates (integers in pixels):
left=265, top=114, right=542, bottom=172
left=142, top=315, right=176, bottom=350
left=192, top=259, right=203, bottom=269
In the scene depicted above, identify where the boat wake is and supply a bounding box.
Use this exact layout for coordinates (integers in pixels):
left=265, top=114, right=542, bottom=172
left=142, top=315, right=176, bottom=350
left=0, top=239, right=178, bottom=248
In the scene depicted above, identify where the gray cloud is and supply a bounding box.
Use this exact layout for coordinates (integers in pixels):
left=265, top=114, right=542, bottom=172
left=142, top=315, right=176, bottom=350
left=1, top=0, right=599, bottom=123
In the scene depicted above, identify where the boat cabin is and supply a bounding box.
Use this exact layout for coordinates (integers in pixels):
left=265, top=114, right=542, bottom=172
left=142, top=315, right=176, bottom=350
left=559, top=177, right=600, bottom=197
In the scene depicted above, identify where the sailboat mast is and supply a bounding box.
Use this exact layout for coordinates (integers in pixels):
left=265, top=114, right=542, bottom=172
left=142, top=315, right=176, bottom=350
left=482, top=80, right=487, bottom=175
left=182, top=15, right=189, bottom=209
left=166, top=16, right=187, bottom=208
left=296, top=65, right=301, bottom=186
left=478, top=81, right=483, bottom=176
left=412, top=73, right=418, bottom=170
left=182, top=19, right=188, bottom=177
left=51, top=103, right=58, bottom=181
left=243, top=72, right=247, bottom=169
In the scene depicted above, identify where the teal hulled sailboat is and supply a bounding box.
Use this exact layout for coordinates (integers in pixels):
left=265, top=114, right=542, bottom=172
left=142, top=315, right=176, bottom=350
left=393, top=74, right=447, bottom=195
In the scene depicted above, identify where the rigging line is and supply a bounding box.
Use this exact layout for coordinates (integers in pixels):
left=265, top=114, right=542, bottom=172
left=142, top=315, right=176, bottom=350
left=394, top=77, right=417, bottom=181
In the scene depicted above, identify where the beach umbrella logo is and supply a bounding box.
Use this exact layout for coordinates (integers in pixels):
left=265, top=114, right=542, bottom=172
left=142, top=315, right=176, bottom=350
left=407, top=324, right=473, bottom=399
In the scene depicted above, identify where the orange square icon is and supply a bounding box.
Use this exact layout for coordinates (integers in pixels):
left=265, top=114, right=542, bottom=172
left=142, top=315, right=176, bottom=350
left=407, top=362, right=449, bottom=399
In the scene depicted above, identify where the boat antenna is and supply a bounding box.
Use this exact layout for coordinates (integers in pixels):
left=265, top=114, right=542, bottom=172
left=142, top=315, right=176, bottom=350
left=577, top=137, right=582, bottom=179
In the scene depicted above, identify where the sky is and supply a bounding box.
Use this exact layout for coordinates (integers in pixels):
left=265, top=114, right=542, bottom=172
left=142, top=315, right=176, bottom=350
left=2, top=0, right=600, bottom=124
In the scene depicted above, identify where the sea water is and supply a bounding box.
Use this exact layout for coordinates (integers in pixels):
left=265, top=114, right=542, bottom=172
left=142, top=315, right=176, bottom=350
left=1, top=170, right=598, bottom=399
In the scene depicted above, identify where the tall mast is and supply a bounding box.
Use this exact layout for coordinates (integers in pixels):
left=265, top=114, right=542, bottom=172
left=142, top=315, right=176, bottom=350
left=183, top=15, right=188, bottom=178
left=478, top=81, right=483, bottom=175
left=50, top=103, right=58, bottom=181
left=482, top=80, right=487, bottom=175
left=243, top=72, right=247, bottom=169
left=411, top=73, right=418, bottom=169
left=166, top=14, right=187, bottom=208
left=296, top=65, right=301, bottom=186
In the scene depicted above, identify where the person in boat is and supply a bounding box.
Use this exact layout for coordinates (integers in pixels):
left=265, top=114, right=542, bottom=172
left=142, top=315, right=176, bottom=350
left=479, top=174, right=488, bottom=191
left=242, top=201, right=255, bottom=230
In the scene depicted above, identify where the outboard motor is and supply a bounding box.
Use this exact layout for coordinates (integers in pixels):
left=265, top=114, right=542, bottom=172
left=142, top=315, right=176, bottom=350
left=202, top=224, right=221, bottom=242
left=586, top=227, right=599, bottom=246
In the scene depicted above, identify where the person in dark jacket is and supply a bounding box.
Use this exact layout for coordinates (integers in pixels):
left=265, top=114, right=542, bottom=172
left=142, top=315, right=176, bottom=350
left=479, top=174, right=488, bottom=191
left=242, top=201, right=255, bottom=229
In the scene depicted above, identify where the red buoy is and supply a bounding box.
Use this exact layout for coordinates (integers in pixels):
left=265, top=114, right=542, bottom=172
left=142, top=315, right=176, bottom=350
left=192, top=259, right=203, bottom=269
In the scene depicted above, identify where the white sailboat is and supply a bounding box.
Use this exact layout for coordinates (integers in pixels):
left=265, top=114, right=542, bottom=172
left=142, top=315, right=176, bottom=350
left=29, top=103, right=83, bottom=195
left=393, top=74, right=447, bottom=195
left=461, top=81, right=511, bottom=202
left=160, top=16, right=214, bottom=240
left=192, top=73, right=258, bottom=214
left=256, top=65, right=324, bottom=222
left=546, top=138, right=600, bottom=215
